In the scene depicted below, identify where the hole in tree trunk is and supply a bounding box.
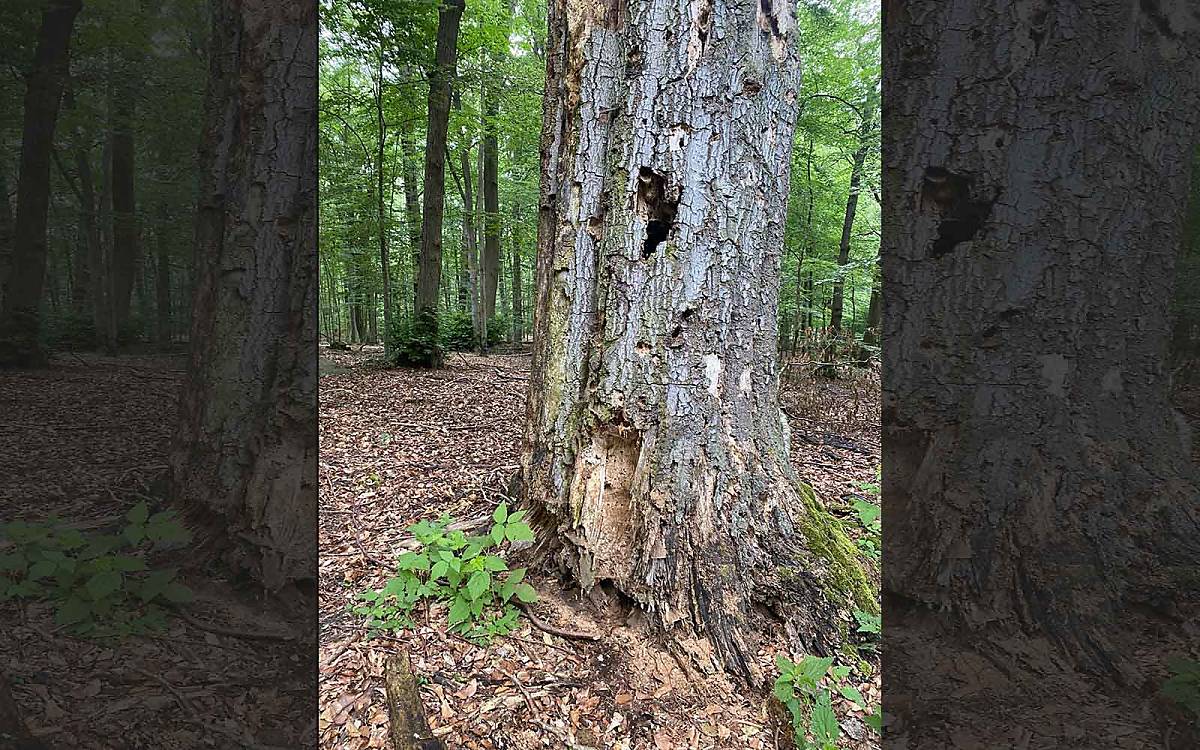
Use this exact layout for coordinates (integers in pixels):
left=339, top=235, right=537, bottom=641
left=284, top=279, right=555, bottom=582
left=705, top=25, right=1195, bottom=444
left=636, top=167, right=678, bottom=258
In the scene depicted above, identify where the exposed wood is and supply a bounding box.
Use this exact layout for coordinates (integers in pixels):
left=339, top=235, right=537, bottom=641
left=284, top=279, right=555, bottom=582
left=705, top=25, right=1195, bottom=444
left=384, top=653, right=445, bottom=750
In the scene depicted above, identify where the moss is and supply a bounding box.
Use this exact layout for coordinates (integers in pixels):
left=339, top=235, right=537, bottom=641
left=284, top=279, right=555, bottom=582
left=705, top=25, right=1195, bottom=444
left=793, top=481, right=879, bottom=615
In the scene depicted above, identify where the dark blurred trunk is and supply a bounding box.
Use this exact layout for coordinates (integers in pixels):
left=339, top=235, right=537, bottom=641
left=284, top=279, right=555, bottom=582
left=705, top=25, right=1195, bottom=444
left=481, top=79, right=500, bottom=320
left=109, top=78, right=139, bottom=336
left=155, top=204, right=172, bottom=345
left=0, top=0, right=83, bottom=366
left=510, top=201, right=522, bottom=343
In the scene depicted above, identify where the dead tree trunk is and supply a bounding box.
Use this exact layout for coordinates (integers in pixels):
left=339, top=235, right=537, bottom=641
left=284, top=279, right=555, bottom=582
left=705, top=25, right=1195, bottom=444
left=169, top=0, right=318, bottom=588
left=0, top=0, right=83, bottom=366
left=884, top=0, right=1200, bottom=737
left=523, top=0, right=873, bottom=682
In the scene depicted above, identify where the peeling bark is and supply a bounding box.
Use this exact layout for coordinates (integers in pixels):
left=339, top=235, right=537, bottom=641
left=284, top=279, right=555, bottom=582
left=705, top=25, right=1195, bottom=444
left=524, top=0, right=872, bottom=682
left=884, top=0, right=1200, bottom=727
left=169, top=0, right=318, bottom=589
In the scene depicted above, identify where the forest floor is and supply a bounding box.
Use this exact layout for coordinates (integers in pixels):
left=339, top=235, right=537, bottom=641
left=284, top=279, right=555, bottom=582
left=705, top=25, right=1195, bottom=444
left=0, top=353, right=315, bottom=749
left=319, top=347, right=882, bottom=750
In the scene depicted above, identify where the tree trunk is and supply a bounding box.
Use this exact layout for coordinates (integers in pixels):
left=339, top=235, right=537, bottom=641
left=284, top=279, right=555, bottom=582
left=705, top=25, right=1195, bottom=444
left=155, top=204, right=171, bottom=345
left=375, top=47, right=393, bottom=356
left=884, top=0, right=1200, bottom=738
left=412, top=0, right=465, bottom=358
left=399, top=115, right=422, bottom=301
left=828, top=112, right=872, bottom=333
left=74, top=140, right=114, bottom=353
left=0, top=162, right=11, bottom=310
left=169, top=0, right=318, bottom=589
left=523, top=0, right=873, bottom=682
left=456, top=143, right=483, bottom=346
left=481, top=78, right=501, bottom=320
left=109, top=76, right=139, bottom=336
left=510, top=201, right=523, bottom=343
left=0, top=0, right=83, bottom=366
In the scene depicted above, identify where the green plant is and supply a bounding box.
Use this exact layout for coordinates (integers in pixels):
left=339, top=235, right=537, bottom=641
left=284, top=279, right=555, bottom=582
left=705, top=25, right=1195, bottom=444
left=0, top=502, right=193, bottom=636
left=354, top=502, right=537, bottom=642
left=852, top=480, right=880, bottom=561
left=1163, top=658, right=1200, bottom=718
left=853, top=609, right=881, bottom=654
left=389, top=310, right=444, bottom=367
left=774, top=654, right=881, bottom=748
left=440, top=309, right=477, bottom=352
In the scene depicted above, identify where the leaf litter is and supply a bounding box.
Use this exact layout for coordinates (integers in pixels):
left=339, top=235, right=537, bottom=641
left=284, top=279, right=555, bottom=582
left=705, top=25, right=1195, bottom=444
left=319, top=347, right=881, bottom=750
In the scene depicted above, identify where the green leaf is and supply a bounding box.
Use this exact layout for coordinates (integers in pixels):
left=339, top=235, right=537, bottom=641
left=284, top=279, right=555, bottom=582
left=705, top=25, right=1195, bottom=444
left=513, top=582, right=537, bottom=603
left=430, top=560, right=449, bottom=580
left=56, top=597, right=91, bottom=626
left=138, top=569, right=176, bottom=602
left=127, top=501, right=150, bottom=526
left=162, top=582, right=193, bottom=603
left=865, top=708, right=882, bottom=733
left=490, top=524, right=505, bottom=546
left=773, top=677, right=795, bottom=704
left=492, top=503, right=508, bottom=524
left=505, top=521, right=535, bottom=543
left=123, top=524, right=146, bottom=546
left=838, top=685, right=867, bottom=710
left=810, top=691, right=838, bottom=746
left=796, top=655, right=835, bottom=685
left=86, top=570, right=122, bottom=600
left=111, top=555, right=147, bottom=573
left=508, top=510, right=527, bottom=524
left=466, top=570, right=491, bottom=600
left=448, top=595, right=470, bottom=625
left=396, top=552, right=430, bottom=571
left=28, top=559, right=56, bottom=580
left=481, top=556, right=507, bottom=572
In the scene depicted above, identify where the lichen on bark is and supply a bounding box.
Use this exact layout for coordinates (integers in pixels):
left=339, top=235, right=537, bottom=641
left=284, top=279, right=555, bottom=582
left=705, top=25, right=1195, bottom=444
left=523, top=0, right=874, bottom=683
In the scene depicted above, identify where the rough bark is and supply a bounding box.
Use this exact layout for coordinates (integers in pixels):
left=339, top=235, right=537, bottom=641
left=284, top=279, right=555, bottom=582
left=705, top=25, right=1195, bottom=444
left=481, top=78, right=501, bottom=320
left=413, top=0, right=465, bottom=351
left=169, top=0, right=318, bottom=589
left=884, top=0, right=1200, bottom=741
left=457, top=145, right=483, bottom=345
left=523, top=0, right=873, bottom=682
left=0, top=0, right=83, bottom=366
left=384, top=653, right=444, bottom=750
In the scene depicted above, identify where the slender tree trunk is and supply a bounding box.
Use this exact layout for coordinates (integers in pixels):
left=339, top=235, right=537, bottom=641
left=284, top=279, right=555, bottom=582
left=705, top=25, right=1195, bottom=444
left=861, top=283, right=879, bottom=345
left=481, top=77, right=501, bottom=320
left=169, top=0, right=318, bottom=590
left=375, top=47, right=393, bottom=356
left=828, top=112, right=872, bottom=333
left=457, top=145, right=483, bottom=346
left=399, top=115, right=422, bottom=301
left=884, top=0, right=1200, bottom=742
left=0, top=164, right=13, bottom=311
left=510, top=201, right=523, bottom=343
left=155, top=203, right=171, bottom=345
left=0, top=0, right=83, bottom=366
left=109, top=76, right=139, bottom=336
left=74, top=140, right=114, bottom=353
left=412, top=0, right=465, bottom=361
left=523, top=0, right=872, bottom=682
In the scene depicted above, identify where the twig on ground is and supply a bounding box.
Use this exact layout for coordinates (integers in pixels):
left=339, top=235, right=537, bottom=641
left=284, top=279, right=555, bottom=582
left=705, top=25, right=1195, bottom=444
left=498, top=668, right=537, bottom=715
left=516, top=602, right=599, bottom=641
left=169, top=604, right=296, bottom=642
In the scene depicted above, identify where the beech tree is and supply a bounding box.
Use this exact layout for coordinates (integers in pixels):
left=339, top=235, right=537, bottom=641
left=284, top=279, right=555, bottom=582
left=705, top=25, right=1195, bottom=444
left=883, top=0, right=1200, bottom=724
left=522, top=0, right=873, bottom=680
left=169, top=0, right=318, bottom=588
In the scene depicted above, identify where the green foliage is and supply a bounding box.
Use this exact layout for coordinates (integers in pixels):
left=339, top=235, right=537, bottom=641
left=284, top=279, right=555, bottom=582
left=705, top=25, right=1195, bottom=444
left=485, top=312, right=510, bottom=347
left=41, top=311, right=97, bottom=349
left=774, top=654, right=881, bottom=748
left=851, top=479, right=880, bottom=561
left=354, top=502, right=537, bottom=642
left=0, top=502, right=192, bottom=636
left=389, top=309, right=444, bottom=367
left=440, top=308, right=477, bottom=351
left=1162, top=658, right=1200, bottom=718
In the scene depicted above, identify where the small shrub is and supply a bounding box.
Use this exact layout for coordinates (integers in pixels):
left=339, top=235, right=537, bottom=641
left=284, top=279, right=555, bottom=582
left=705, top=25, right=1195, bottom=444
left=485, top=312, right=510, bottom=347
left=774, top=654, right=882, bottom=748
left=852, top=480, right=880, bottom=561
left=0, top=502, right=193, bottom=636
left=440, top=308, right=476, bottom=352
left=389, top=310, right=444, bottom=367
left=41, top=310, right=97, bottom=349
left=354, top=502, right=537, bottom=642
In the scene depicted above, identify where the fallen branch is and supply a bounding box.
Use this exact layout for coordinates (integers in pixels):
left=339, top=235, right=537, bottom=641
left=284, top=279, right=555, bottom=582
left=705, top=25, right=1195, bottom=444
left=169, top=604, right=296, bottom=642
left=384, top=652, right=445, bottom=750
left=516, top=602, right=599, bottom=641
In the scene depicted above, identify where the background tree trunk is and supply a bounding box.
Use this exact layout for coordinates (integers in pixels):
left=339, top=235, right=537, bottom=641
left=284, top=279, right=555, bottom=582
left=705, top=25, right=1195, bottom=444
left=523, top=0, right=873, bottom=682
left=375, top=48, right=393, bottom=356
left=828, top=131, right=869, bottom=333
left=0, top=163, right=11, bottom=308
left=0, top=0, right=83, bottom=366
left=399, top=115, right=422, bottom=301
left=109, top=79, right=139, bottom=336
left=481, top=79, right=501, bottom=320
left=169, top=0, right=318, bottom=589
left=413, top=0, right=465, bottom=351
left=155, top=203, right=172, bottom=345
left=883, top=0, right=1200, bottom=738
left=510, top=201, right=523, bottom=343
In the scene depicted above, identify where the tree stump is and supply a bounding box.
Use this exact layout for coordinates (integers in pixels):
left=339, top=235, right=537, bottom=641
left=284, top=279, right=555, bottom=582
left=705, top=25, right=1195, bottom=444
left=384, top=653, right=444, bottom=750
